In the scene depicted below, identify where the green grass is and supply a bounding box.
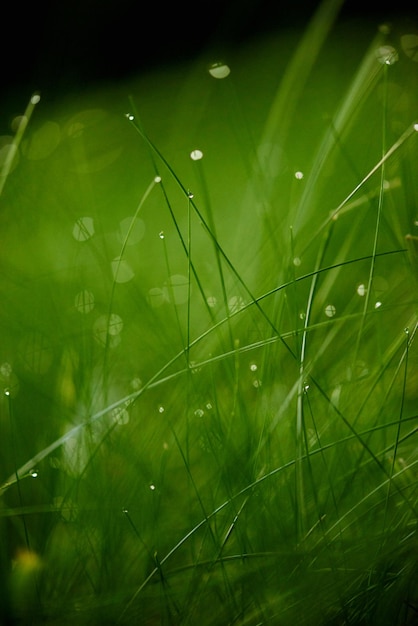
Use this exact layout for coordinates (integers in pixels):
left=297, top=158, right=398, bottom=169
left=1, top=5, right=418, bottom=625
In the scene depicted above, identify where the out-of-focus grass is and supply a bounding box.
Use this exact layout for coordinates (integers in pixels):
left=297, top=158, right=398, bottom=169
left=1, top=3, right=418, bottom=624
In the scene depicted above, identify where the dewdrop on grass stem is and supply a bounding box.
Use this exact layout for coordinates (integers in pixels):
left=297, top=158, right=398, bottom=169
left=376, top=45, right=398, bottom=65
left=190, top=149, right=203, bottom=160
left=325, top=304, right=336, bottom=318
left=208, top=62, right=230, bottom=79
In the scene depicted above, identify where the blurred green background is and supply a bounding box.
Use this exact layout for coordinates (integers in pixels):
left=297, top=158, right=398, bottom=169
left=1, top=1, right=418, bottom=624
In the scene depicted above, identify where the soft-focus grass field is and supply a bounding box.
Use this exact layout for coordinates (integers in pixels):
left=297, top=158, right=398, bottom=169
left=1, top=3, right=418, bottom=624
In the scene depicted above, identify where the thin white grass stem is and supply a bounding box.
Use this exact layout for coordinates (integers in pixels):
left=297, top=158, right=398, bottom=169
left=0, top=92, right=40, bottom=198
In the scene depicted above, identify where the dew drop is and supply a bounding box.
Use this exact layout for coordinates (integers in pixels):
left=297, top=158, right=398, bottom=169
left=159, top=231, right=165, bottom=239
left=293, top=257, right=301, bottom=267
left=29, top=469, right=38, bottom=478
left=253, top=379, right=262, bottom=388
left=149, top=484, right=156, bottom=490
left=376, top=45, right=398, bottom=65
left=126, top=113, right=135, bottom=121
left=294, top=171, right=304, bottom=179
left=208, top=62, right=231, bottom=79
left=30, top=93, right=41, bottom=104
left=325, top=304, right=336, bottom=318
left=187, top=190, right=194, bottom=199
left=154, top=175, right=162, bottom=183
left=205, top=402, right=213, bottom=410
left=4, top=388, right=10, bottom=396
left=207, top=296, right=217, bottom=308
left=122, top=508, right=129, bottom=514
left=250, top=363, right=258, bottom=371
left=158, top=405, right=165, bottom=413
left=357, top=284, right=367, bottom=297
left=375, top=301, right=382, bottom=309
left=194, top=408, right=204, bottom=417
left=190, top=149, right=203, bottom=161
left=404, top=327, right=409, bottom=335
left=414, top=123, right=418, bottom=132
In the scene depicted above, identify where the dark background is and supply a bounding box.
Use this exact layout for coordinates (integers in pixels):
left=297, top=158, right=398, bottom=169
left=3, top=0, right=417, bottom=102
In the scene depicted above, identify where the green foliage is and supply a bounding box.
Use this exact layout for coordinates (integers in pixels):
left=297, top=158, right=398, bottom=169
left=1, top=6, right=418, bottom=625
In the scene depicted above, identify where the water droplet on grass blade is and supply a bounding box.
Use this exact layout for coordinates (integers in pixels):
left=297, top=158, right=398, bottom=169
left=190, top=149, right=203, bottom=160
left=208, top=62, right=230, bottom=78
left=376, top=45, right=398, bottom=65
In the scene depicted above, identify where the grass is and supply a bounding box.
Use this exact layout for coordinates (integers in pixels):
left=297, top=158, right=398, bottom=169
left=1, top=3, right=418, bottom=624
